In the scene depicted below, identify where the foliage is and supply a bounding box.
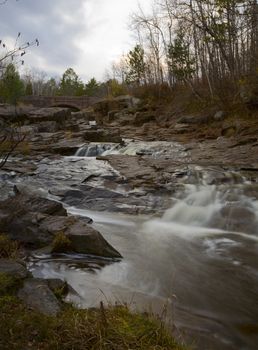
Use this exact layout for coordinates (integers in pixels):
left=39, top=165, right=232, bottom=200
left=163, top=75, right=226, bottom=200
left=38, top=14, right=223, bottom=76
left=107, top=79, right=128, bottom=97
left=127, top=0, right=258, bottom=103
left=58, top=67, right=85, bottom=96
left=126, top=45, right=146, bottom=85
left=0, top=63, right=24, bottom=105
left=0, top=295, right=188, bottom=350
left=51, top=231, right=72, bottom=253
left=168, top=31, right=195, bottom=82
left=85, top=77, right=100, bottom=96
left=45, top=77, right=58, bottom=96
left=24, top=80, right=33, bottom=95
left=133, top=83, right=172, bottom=103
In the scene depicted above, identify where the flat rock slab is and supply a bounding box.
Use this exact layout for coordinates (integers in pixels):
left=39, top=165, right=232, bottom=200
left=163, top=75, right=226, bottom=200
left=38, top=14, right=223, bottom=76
left=0, top=192, right=67, bottom=217
left=0, top=259, right=29, bottom=279
left=28, top=107, right=71, bottom=122
left=18, top=278, right=61, bottom=316
left=2, top=162, right=38, bottom=174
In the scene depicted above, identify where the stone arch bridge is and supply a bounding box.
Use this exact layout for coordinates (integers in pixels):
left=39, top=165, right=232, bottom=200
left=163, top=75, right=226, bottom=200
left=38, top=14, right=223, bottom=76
left=21, top=95, right=100, bottom=111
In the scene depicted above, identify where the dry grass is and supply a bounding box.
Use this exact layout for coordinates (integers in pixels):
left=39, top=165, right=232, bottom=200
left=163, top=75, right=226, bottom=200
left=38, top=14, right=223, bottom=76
left=51, top=231, right=72, bottom=253
left=0, top=296, right=188, bottom=350
left=0, top=234, right=19, bottom=259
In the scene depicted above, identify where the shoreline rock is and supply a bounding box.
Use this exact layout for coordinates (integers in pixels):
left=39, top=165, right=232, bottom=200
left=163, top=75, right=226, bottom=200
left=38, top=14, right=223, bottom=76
left=0, top=191, right=122, bottom=259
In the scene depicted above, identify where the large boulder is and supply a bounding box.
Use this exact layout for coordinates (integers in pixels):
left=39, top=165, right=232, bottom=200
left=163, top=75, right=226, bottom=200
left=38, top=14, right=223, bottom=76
left=0, top=193, right=122, bottom=258
left=0, top=191, right=67, bottom=216
left=0, top=105, right=33, bottom=121
left=40, top=215, right=121, bottom=258
left=0, top=259, right=29, bottom=280
left=51, top=139, right=83, bottom=155
left=28, top=107, right=71, bottom=122
left=18, top=278, right=61, bottom=316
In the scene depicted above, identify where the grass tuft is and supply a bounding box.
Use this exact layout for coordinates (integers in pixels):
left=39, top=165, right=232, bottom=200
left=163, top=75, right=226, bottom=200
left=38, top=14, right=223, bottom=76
left=0, top=273, right=21, bottom=296
left=0, top=234, right=19, bottom=259
left=51, top=231, right=72, bottom=253
left=0, top=296, right=188, bottom=350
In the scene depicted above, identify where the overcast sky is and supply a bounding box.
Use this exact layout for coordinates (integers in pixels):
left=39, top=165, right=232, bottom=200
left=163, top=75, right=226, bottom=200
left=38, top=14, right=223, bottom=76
left=0, top=0, right=151, bottom=82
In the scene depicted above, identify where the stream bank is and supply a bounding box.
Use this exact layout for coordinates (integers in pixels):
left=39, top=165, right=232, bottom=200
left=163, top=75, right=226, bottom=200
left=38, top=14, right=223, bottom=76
left=1, top=97, right=258, bottom=349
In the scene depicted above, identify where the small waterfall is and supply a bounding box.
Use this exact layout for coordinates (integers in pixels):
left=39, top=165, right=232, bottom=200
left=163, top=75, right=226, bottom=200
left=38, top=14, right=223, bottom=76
left=143, top=182, right=258, bottom=239
left=75, top=140, right=188, bottom=159
left=163, top=185, right=222, bottom=227
left=75, top=143, right=118, bottom=157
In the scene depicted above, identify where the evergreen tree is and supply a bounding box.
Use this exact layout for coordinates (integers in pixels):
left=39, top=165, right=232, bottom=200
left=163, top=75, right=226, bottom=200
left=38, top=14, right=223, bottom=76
left=85, top=78, right=100, bottom=96
left=167, top=31, right=195, bottom=82
left=0, top=63, right=24, bottom=105
left=126, top=45, right=146, bottom=85
left=59, top=68, right=84, bottom=96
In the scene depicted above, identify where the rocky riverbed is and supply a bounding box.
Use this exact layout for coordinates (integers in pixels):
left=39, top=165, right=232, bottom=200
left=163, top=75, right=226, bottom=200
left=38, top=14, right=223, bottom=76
left=1, top=97, right=258, bottom=349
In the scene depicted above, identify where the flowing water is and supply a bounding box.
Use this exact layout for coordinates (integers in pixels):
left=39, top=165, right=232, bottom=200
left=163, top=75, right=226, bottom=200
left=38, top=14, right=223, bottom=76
left=4, top=141, right=258, bottom=349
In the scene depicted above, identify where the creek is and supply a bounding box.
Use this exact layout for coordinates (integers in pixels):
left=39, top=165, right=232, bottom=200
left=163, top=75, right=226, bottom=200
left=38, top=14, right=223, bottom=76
left=2, top=140, right=258, bottom=349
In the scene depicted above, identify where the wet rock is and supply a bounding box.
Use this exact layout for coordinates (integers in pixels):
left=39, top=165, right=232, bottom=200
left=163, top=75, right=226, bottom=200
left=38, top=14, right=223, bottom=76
left=221, top=206, right=256, bottom=233
left=0, top=194, right=66, bottom=246
left=0, top=192, right=121, bottom=257
left=28, top=107, right=71, bottom=122
left=2, top=162, right=37, bottom=174
left=18, top=278, right=61, bottom=316
left=210, top=206, right=257, bottom=234
left=65, top=221, right=122, bottom=258
left=0, top=259, right=29, bottom=280
left=62, top=185, right=124, bottom=203
left=41, top=215, right=121, bottom=257
left=46, top=278, right=69, bottom=296
left=51, top=139, right=82, bottom=155
left=1, top=209, right=121, bottom=256
left=5, top=190, right=67, bottom=216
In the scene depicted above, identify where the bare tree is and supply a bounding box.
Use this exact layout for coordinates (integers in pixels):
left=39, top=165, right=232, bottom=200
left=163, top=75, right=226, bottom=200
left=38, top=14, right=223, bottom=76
left=124, top=0, right=258, bottom=101
left=0, top=0, right=39, bottom=168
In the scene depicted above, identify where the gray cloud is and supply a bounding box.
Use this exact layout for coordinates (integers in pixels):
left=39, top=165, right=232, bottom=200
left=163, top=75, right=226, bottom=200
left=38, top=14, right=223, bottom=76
left=0, top=0, right=150, bottom=81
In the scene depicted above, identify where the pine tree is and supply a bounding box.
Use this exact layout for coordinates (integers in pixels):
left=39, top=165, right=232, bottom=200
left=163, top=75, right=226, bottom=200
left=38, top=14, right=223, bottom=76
left=126, top=45, right=146, bottom=85
left=0, top=63, right=24, bottom=106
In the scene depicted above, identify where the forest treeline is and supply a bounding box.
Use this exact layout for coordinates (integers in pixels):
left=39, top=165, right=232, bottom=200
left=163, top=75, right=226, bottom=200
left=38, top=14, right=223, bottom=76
left=113, top=0, right=258, bottom=104
left=1, top=0, right=258, bottom=107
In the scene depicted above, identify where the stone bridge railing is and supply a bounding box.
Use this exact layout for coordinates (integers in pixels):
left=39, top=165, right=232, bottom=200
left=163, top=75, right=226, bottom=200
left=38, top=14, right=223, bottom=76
left=21, top=95, right=100, bottom=110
